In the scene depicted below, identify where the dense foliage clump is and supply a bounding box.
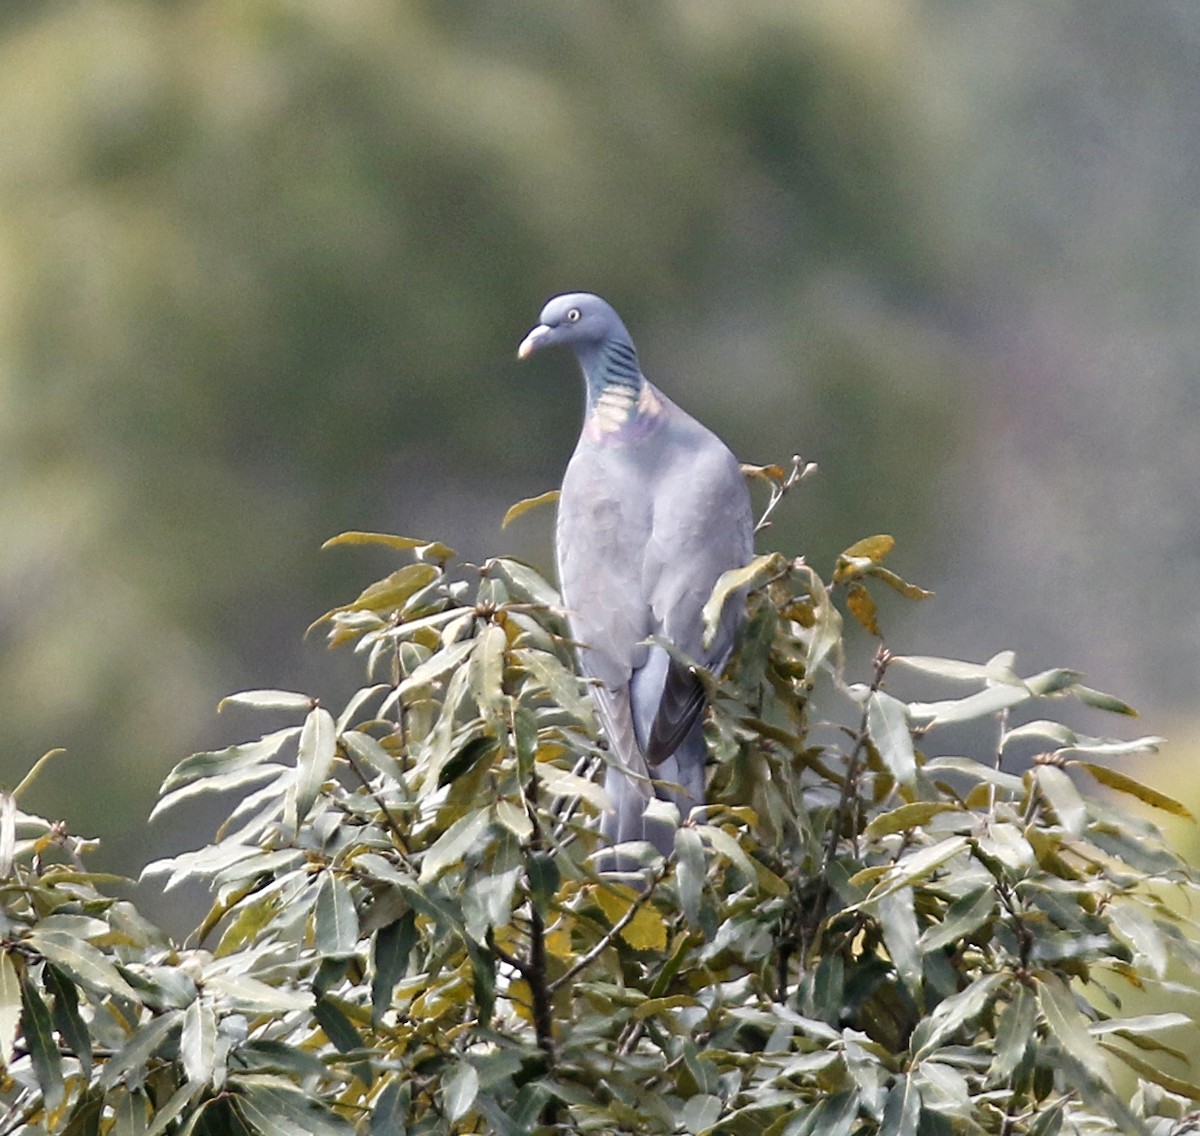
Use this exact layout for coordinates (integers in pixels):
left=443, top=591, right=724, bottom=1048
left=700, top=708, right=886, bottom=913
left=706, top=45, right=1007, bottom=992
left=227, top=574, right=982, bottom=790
left=1, top=469, right=1198, bottom=1134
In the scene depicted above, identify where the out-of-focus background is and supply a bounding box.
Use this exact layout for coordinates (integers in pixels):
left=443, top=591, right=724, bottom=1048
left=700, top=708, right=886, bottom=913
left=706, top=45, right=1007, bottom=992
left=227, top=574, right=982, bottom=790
left=2, top=1, right=1198, bottom=930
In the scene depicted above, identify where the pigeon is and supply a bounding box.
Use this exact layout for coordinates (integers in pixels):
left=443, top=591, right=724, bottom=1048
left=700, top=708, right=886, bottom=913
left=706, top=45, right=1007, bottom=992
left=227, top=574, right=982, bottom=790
left=518, top=293, right=753, bottom=864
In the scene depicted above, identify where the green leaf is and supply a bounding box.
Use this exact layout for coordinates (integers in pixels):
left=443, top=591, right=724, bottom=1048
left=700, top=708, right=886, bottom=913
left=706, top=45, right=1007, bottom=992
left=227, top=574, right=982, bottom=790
left=219, top=690, right=315, bottom=713
left=1099, top=1042, right=1200, bottom=1099
left=859, top=836, right=970, bottom=904
left=1034, top=765, right=1087, bottom=835
left=864, top=801, right=957, bottom=840
left=205, top=974, right=313, bottom=1014
left=21, top=973, right=63, bottom=1110
left=1035, top=972, right=1109, bottom=1081
left=313, top=997, right=362, bottom=1055
left=879, top=1075, right=921, bottom=1136
left=537, top=762, right=611, bottom=813
left=144, top=1082, right=205, bottom=1136
left=468, top=623, right=508, bottom=727
left=702, top=553, right=786, bottom=650
left=288, top=706, right=337, bottom=832
left=45, top=963, right=92, bottom=1078
left=236, top=1084, right=355, bottom=1136
left=1072, top=761, right=1190, bottom=818
left=877, top=887, right=921, bottom=994
left=912, top=972, right=1005, bottom=1060
left=0, top=792, right=14, bottom=880
left=500, top=490, right=560, bottom=529
left=889, top=655, right=994, bottom=682
left=680, top=1093, right=722, bottom=1134
left=369, top=1080, right=410, bottom=1136
left=160, top=729, right=298, bottom=794
left=181, top=998, right=217, bottom=1086
left=371, top=914, right=417, bottom=1027
left=988, top=984, right=1036, bottom=1085
left=1069, top=684, right=1138, bottom=716
left=418, top=807, right=491, bottom=884
left=0, top=951, right=20, bottom=1069
left=513, top=648, right=592, bottom=723
left=314, top=872, right=359, bottom=957
left=1107, top=904, right=1167, bottom=978
left=99, top=1009, right=182, bottom=1091
left=908, top=684, right=1031, bottom=726
left=866, top=691, right=916, bottom=785
left=27, top=928, right=141, bottom=1002
left=674, top=827, right=706, bottom=927
left=919, top=887, right=994, bottom=953
left=443, top=1060, right=480, bottom=1123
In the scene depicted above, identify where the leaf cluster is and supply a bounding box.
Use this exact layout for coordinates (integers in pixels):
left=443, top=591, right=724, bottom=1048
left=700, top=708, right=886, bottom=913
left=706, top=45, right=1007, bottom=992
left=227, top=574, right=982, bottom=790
left=2, top=515, right=1200, bottom=1135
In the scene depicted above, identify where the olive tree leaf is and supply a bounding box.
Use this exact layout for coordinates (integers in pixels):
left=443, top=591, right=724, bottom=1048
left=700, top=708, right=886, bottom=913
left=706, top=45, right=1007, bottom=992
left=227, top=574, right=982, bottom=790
left=181, top=998, right=218, bottom=1087
left=314, top=872, right=359, bottom=958
left=287, top=706, right=337, bottom=832
left=0, top=951, right=20, bottom=1069
left=21, top=973, right=63, bottom=1110
left=866, top=690, right=916, bottom=785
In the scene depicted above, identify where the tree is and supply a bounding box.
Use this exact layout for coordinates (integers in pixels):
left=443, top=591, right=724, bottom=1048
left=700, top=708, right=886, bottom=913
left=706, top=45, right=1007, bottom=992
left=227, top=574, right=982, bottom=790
left=2, top=465, right=1198, bottom=1134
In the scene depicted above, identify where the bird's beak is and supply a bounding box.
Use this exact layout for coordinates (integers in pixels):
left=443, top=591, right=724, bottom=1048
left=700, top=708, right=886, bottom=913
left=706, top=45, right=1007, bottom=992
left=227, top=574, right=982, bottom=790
left=517, top=324, right=552, bottom=360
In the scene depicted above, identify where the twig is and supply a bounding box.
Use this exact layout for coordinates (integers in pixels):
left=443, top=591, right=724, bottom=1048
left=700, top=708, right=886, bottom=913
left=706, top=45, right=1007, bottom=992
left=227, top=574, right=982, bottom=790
left=752, top=455, right=817, bottom=535
left=548, top=865, right=668, bottom=996
left=801, top=645, right=892, bottom=967
left=342, top=744, right=414, bottom=865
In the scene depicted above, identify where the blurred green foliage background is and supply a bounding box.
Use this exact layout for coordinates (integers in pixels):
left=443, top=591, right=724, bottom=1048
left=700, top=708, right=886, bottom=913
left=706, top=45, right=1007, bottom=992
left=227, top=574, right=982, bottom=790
left=2, top=1, right=1198, bottom=926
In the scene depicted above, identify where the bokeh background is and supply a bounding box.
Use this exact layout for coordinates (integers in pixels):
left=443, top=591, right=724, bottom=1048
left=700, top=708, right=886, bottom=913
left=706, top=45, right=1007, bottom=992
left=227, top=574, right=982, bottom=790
left=2, top=0, right=1199, bottom=931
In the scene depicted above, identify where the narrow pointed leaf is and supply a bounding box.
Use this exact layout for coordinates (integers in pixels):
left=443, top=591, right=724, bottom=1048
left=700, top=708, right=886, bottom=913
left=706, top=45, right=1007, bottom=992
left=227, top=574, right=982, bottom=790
left=28, top=928, right=140, bottom=1001
left=181, top=999, right=217, bottom=1086
left=867, top=690, right=916, bottom=785
left=314, top=872, right=359, bottom=958
left=1036, top=972, right=1109, bottom=1081
left=702, top=553, right=786, bottom=650
left=501, top=490, right=560, bottom=529
left=1073, top=761, right=1190, bottom=818
left=219, top=690, right=314, bottom=713
left=289, top=706, right=337, bottom=831
left=21, top=974, right=63, bottom=1110
left=45, top=963, right=92, bottom=1078
left=371, top=914, right=417, bottom=1026
left=0, top=951, right=20, bottom=1068
left=443, top=1060, right=480, bottom=1123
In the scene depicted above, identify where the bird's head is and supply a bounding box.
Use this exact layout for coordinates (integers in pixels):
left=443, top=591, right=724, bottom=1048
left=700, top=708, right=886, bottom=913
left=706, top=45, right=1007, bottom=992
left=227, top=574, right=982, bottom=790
left=517, top=293, right=632, bottom=361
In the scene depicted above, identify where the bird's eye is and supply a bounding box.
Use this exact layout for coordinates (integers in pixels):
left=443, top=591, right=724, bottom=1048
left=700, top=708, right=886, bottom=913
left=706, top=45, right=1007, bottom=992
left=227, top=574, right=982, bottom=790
left=566, top=308, right=581, bottom=323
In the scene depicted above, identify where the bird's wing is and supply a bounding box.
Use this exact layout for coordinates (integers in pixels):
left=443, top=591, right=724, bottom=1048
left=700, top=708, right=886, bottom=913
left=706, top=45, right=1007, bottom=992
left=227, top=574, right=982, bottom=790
left=556, top=438, right=655, bottom=791
left=638, top=396, right=755, bottom=761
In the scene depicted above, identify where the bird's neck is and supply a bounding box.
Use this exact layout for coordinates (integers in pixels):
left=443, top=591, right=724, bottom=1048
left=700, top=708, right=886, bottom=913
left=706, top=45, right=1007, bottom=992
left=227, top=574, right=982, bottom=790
left=579, top=339, right=650, bottom=434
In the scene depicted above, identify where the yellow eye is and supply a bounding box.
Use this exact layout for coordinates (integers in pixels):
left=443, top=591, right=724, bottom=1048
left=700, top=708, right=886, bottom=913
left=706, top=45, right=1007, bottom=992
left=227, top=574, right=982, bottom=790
left=566, top=308, right=581, bottom=323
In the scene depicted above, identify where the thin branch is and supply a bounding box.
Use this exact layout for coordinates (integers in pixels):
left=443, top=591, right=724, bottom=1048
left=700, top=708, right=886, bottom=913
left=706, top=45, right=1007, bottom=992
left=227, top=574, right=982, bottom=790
left=548, top=865, right=668, bottom=996
left=342, top=744, right=414, bottom=864
left=751, top=454, right=817, bottom=535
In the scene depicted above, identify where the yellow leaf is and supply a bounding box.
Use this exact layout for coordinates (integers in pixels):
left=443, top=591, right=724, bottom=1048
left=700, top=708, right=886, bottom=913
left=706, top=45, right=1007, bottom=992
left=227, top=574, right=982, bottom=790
left=595, top=885, right=667, bottom=951
left=506, top=979, right=534, bottom=1023
left=633, top=994, right=700, bottom=1021
left=702, top=553, right=787, bottom=650
left=322, top=531, right=456, bottom=562
left=846, top=582, right=880, bottom=636
left=501, top=490, right=560, bottom=529
left=842, top=534, right=895, bottom=562
left=1072, top=762, right=1194, bottom=819
left=546, top=927, right=574, bottom=960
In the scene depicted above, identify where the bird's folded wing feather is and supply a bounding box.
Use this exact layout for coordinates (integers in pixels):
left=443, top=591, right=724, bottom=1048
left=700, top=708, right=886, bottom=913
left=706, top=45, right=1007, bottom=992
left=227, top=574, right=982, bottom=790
left=556, top=442, right=655, bottom=790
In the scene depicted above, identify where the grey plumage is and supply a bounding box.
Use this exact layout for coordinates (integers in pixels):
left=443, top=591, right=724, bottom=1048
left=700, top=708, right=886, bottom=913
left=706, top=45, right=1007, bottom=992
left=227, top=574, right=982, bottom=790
left=518, top=293, right=754, bottom=864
